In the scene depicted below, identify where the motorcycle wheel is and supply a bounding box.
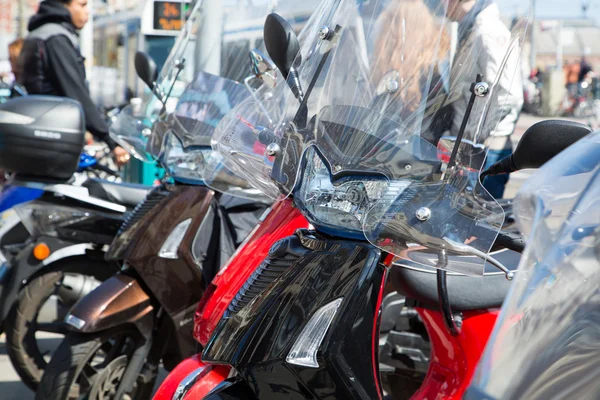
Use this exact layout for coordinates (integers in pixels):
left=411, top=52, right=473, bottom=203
left=35, top=330, right=156, bottom=400
left=5, top=262, right=114, bottom=392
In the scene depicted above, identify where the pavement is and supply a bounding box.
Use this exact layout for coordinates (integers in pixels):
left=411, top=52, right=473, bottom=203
left=0, top=112, right=593, bottom=399
left=0, top=333, right=36, bottom=400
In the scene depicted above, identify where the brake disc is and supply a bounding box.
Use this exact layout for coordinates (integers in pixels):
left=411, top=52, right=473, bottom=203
left=88, top=355, right=131, bottom=400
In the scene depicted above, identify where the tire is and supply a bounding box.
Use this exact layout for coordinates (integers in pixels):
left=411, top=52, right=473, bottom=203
left=5, top=271, right=64, bottom=391
left=5, top=260, right=116, bottom=392
left=36, top=330, right=156, bottom=400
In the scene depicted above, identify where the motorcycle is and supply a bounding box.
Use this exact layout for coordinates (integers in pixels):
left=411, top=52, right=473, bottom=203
left=465, top=130, right=600, bottom=400
left=35, top=1, right=316, bottom=398
left=0, top=95, right=151, bottom=390
left=152, top=1, right=587, bottom=399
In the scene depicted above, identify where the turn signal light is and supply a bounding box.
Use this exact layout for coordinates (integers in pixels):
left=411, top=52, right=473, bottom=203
left=33, top=243, right=51, bottom=261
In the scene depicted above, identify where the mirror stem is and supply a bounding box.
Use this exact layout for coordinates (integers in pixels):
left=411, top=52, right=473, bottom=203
left=287, top=68, right=304, bottom=102
left=445, top=75, right=483, bottom=174
left=480, top=155, right=517, bottom=179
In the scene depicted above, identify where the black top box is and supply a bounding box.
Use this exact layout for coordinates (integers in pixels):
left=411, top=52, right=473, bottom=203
left=0, top=95, right=85, bottom=181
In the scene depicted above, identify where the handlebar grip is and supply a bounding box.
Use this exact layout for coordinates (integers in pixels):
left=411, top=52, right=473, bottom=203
left=258, top=128, right=279, bottom=146
left=495, top=231, right=526, bottom=253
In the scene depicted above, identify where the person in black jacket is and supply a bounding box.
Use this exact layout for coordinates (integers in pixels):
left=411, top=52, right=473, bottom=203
left=18, top=0, right=130, bottom=165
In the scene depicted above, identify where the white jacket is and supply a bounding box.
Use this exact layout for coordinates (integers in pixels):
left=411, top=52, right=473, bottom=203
left=449, top=4, right=524, bottom=150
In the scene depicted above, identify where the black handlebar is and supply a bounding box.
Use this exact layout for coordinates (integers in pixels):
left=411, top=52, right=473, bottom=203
left=258, top=128, right=279, bottom=146
left=495, top=230, right=526, bottom=253
left=91, top=163, right=121, bottom=178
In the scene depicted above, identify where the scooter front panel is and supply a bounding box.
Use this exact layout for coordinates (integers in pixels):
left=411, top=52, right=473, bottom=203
left=203, top=232, right=386, bottom=399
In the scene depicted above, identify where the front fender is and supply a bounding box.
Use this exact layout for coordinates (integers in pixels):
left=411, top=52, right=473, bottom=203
left=152, top=356, right=232, bottom=400
left=66, top=274, right=154, bottom=337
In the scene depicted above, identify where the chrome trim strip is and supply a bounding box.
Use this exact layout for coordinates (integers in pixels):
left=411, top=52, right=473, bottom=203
left=172, top=366, right=208, bottom=400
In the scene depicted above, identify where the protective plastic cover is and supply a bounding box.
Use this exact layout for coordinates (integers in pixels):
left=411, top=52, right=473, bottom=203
left=467, top=131, right=600, bottom=399
left=209, top=0, right=531, bottom=274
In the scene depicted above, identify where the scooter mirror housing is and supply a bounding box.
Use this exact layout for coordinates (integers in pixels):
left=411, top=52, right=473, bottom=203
left=263, top=13, right=301, bottom=81
left=482, top=120, right=592, bottom=177
left=135, top=51, right=159, bottom=90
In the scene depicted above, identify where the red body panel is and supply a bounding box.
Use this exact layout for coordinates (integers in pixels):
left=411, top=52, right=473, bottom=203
left=152, top=355, right=204, bottom=399
left=183, top=365, right=231, bottom=399
left=193, top=198, right=309, bottom=346
left=410, top=308, right=499, bottom=400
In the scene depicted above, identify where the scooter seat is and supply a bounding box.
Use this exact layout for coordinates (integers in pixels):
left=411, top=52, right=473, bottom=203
left=83, top=178, right=150, bottom=209
left=391, top=248, right=521, bottom=311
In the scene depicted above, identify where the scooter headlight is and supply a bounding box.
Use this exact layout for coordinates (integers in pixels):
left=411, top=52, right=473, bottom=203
left=294, top=148, right=388, bottom=237
left=15, top=203, right=90, bottom=236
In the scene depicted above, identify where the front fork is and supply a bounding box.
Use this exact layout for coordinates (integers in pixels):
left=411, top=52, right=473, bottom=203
left=411, top=308, right=498, bottom=400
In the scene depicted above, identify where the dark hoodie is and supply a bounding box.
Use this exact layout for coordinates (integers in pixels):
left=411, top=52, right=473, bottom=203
left=19, top=0, right=116, bottom=149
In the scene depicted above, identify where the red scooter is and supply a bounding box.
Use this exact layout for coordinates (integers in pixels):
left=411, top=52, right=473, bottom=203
left=151, top=0, right=555, bottom=398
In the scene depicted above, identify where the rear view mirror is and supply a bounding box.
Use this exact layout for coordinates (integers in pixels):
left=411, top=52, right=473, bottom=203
left=264, top=13, right=300, bottom=80
left=483, top=120, right=592, bottom=177
left=249, top=49, right=277, bottom=88
left=264, top=13, right=304, bottom=102
left=135, top=51, right=158, bottom=90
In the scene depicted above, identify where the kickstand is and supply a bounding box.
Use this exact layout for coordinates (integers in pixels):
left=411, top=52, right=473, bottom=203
left=436, top=250, right=460, bottom=336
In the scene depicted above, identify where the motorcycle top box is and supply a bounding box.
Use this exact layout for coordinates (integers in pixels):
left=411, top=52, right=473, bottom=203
left=0, top=95, right=85, bottom=181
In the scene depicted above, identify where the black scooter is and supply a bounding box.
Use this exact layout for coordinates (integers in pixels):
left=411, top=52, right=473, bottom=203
left=0, top=95, right=150, bottom=391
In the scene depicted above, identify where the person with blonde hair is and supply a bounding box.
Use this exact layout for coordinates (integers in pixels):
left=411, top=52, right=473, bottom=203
left=8, top=38, right=24, bottom=82
left=371, top=0, right=453, bottom=140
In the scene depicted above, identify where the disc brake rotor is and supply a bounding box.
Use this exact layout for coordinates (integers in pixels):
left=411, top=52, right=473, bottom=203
left=88, top=355, right=129, bottom=400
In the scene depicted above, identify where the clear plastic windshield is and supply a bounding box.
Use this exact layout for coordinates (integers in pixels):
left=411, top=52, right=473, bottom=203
left=109, top=102, right=157, bottom=163
left=467, top=131, right=600, bottom=400
left=209, top=0, right=531, bottom=274
left=148, top=0, right=318, bottom=189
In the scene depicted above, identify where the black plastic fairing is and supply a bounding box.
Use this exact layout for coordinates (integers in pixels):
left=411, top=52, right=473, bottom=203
left=203, top=232, right=386, bottom=400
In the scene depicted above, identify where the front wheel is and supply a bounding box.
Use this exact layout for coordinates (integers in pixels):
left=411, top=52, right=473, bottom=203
left=36, top=330, right=156, bottom=400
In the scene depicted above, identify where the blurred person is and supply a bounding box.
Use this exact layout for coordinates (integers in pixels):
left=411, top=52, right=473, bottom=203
left=445, top=0, right=524, bottom=199
left=18, top=0, right=130, bottom=166
left=8, top=38, right=24, bottom=82
left=372, top=0, right=452, bottom=112
left=371, top=0, right=453, bottom=145
left=578, top=56, right=593, bottom=83
left=565, top=61, right=580, bottom=95
left=7, top=38, right=28, bottom=98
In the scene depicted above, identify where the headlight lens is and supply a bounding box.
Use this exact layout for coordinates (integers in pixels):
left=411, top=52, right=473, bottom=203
left=15, top=203, right=90, bottom=236
left=295, top=148, right=388, bottom=236
left=162, top=132, right=210, bottom=184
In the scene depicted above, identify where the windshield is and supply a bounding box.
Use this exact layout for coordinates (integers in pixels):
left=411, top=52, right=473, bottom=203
left=148, top=0, right=319, bottom=155
left=209, top=0, right=530, bottom=274
left=467, top=131, right=600, bottom=399
left=146, top=0, right=318, bottom=188
left=109, top=102, right=157, bottom=163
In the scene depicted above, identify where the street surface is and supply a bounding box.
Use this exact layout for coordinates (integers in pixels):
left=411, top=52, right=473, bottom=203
left=0, top=113, right=594, bottom=399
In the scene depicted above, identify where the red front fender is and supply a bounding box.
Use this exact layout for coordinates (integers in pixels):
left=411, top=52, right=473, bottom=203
left=152, top=355, right=230, bottom=400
